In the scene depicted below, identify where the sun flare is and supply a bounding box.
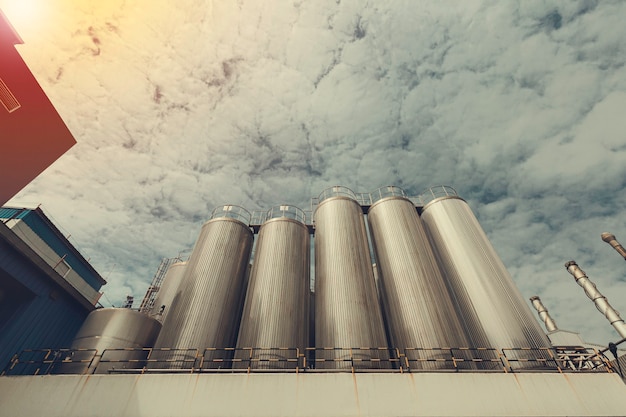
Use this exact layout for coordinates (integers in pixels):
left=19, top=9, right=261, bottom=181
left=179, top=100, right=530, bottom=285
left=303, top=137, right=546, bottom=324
left=0, top=0, right=49, bottom=36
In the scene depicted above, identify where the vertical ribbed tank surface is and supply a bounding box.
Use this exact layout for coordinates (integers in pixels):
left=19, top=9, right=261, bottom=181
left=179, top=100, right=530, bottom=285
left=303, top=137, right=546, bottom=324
left=150, top=261, right=187, bottom=323
left=236, top=206, right=310, bottom=369
left=367, top=187, right=472, bottom=369
left=153, top=206, right=253, bottom=367
left=314, top=186, right=388, bottom=368
left=419, top=187, right=551, bottom=367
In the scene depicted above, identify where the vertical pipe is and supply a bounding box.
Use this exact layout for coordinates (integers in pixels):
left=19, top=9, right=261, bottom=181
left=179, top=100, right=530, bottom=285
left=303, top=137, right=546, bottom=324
left=601, top=233, right=626, bottom=261
left=529, top=296, right=558, bottom=332
left=565, top=261, right=626, bottom=339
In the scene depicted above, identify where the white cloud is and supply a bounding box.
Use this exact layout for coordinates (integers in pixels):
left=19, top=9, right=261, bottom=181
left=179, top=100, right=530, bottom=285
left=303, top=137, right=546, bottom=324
left=2, top=0, right=626, bottom=345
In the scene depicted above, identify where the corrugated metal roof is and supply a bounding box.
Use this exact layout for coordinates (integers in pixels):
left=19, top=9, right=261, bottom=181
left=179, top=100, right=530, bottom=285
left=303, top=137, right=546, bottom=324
left=1, top=207, right=106, bottom=288
left=0, top=207, right=31, bottom=221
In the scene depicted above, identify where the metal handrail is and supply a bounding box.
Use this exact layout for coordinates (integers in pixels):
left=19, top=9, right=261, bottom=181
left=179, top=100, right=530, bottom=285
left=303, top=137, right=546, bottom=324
left=417, top=185, right=458, bottom=205
left=317, top=186, right=357, bottom=204
left=1, top=348, right=98, bottom=376
left=402, top=347, right=505, bottom=372
left=265, top=206, right=307, bottom=224
left=370, top=186, right=407, bottom=203
left=304, top=347, right=400, bottom=371
left=3, top=346, right=614, bottom=376
left=202, top=347, right=302, bottom=371
left=210, top=205, right=251, bottom=224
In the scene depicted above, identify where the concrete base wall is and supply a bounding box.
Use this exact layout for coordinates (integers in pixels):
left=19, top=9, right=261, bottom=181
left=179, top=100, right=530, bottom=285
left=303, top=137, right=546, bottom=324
left=1, top=372, right=625, bottom=416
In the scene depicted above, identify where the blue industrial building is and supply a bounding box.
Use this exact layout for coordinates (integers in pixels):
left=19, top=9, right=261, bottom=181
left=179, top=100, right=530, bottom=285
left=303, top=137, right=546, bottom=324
left=0, top=207, right=105, bottom=368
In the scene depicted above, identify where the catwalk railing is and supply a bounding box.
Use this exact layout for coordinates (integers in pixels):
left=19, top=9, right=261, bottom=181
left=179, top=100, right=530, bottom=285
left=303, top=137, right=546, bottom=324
left=2, top=346, right=615, bottom=376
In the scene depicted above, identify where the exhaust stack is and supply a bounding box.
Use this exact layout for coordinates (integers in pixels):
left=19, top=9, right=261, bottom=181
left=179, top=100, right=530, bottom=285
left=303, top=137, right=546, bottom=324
left=601, top=232, right=626, bottom=261
left=529, top=296, right=558, bottom=332
left=565, top=261, right=626, bottom=339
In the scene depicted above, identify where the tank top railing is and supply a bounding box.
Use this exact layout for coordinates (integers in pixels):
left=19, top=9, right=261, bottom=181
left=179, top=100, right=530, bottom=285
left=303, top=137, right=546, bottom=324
left=2, top=346, right=616, bottom=376
left=211, top=185, right=467, bottom=232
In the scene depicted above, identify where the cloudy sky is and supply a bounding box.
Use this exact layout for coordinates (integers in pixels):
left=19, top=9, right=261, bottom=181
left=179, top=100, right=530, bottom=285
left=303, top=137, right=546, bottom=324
left=2, top=0, right=626, bottom=346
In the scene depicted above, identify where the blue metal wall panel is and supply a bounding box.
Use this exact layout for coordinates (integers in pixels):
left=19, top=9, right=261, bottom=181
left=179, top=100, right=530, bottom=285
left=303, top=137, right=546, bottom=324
left=0, top=237, right=89, bottom=369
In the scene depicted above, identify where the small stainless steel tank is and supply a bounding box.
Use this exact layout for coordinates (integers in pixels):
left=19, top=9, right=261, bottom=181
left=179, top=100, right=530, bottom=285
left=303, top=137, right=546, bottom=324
left=236, top=205, right=310, bottom=369
left=153, top=206, right=253, bottom=369
left=314, top=186, right=388, bottom=369
left=419, top=186, right=551, bottom=368
left=368, top=186, right=472, bottom=369
left=150, top=261, right=187, bottom=323
left=59, top=308, right=162, bottom=374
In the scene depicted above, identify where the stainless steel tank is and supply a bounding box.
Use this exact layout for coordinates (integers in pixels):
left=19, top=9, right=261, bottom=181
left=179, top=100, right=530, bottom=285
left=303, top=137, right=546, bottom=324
left=150, top=261, right=187, bottom=323
left=314, top=186, right=389, bottom=369
left=153, top=205, right=253, bottom=369
left=58, top=308, right=162, bottom=374
left=419, top=186, right=551, bottom=368
left=367, top=186, right=472, bottom=369
left=236, top=205, right=310, bottom=369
